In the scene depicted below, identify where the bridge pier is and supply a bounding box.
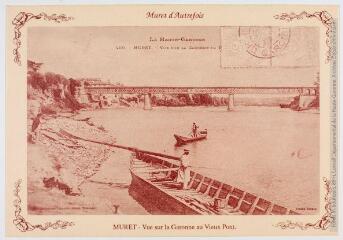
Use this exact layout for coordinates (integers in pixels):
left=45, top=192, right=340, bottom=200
left=144, top=93, right=152, bottom=110
left=227, top=94, right=234, bottom=111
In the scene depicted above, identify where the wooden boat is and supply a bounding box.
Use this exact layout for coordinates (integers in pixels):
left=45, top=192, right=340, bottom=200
left=129, top=151, right=299, bottom=215
left=174, top=130, right=207, bottom=145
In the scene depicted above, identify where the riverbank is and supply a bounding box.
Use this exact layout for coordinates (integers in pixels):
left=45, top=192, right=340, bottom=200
left=26, top=61, right=319, bottom=215
left=27, top=105, right=320, bottom=215
left=27, top=111, right=147, bottom=214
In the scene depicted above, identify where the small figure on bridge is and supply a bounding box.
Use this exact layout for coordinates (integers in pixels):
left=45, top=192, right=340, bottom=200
left=176, top=149, right=191, bottom=190
left=192, top=122, right=199, bottom=137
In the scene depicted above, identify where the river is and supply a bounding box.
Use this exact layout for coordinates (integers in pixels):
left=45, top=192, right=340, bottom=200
left=79, top=106, right=319, bottom=213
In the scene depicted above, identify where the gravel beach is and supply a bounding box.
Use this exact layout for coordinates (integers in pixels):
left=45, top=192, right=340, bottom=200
left=27, top=113, right=147, bottom=214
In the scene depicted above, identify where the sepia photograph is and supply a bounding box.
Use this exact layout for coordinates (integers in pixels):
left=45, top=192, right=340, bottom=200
left=26, top=26, right=320, bottom=216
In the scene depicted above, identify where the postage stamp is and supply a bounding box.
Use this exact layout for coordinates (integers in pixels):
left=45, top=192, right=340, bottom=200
left=4, top=4, right=339, bottom=238
left=220, top=26, right=319, bottom=68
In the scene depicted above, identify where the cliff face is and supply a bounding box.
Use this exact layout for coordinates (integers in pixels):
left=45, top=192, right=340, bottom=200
left=26, top=61, right=118, bottom=212
left=27, top=61, right=84, bottom=118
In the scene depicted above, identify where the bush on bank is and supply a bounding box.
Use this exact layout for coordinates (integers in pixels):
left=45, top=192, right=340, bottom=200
left=27, top=60, right=84, bottom=114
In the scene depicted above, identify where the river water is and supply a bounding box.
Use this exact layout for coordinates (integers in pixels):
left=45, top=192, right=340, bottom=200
left=80, top=106, right=319, bottom=213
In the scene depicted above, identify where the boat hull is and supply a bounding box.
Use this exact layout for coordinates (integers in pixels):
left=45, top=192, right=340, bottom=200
left=174, top=134, right=207, bottom=145
left=129, top=151, right=299, bottom=215
left=129, top=170, right=200, bottom=215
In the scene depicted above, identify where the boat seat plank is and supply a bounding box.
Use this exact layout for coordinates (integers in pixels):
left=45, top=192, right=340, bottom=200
left=130, top=155, right=295, bottom=215
left=153, top=181, right=244, bottom=215
left=134, top=167, right=179, bottom=174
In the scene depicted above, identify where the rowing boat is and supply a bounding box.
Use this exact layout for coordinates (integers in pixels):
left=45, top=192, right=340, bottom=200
left=174, top=130, right=207, bottom=145
left=129, top=151, right=299, bottom=215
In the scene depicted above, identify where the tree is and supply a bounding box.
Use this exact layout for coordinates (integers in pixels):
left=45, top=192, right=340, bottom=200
left=28, top=71, right=47, bottom=91
left=69, top=78, right=81, bottom=96
left=27, top=60, right=43, bottom=73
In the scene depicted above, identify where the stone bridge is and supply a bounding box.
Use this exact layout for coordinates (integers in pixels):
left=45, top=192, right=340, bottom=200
left=79, top=85, right=319, bottom=110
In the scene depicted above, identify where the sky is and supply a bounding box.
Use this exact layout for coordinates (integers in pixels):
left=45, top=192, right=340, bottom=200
left=28, top=26, right=319, bottom=87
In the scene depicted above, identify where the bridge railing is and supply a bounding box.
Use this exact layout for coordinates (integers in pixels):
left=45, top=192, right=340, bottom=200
left=84, top=86, right=319, bottom=96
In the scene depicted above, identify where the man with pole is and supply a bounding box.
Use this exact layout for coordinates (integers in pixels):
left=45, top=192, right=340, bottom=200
left=192, top=122, right=199, bottom=137
left=177, top=149, right=191, bottom=190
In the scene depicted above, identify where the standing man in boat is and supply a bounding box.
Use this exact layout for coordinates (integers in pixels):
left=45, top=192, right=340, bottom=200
left=177, top=149, right=191, bottom=190
left=192, top=122, right=199, bottom=137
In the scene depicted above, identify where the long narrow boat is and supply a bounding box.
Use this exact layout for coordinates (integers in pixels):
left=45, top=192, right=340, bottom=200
left=174, top=130, right=207, bottom=145
left=129, top=151, right=299, bottom=215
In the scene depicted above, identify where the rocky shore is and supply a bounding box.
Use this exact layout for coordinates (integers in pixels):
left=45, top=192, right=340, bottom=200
left=26, top=61, right=149, bottom=214
left=27, top=111, right=122, bottom=214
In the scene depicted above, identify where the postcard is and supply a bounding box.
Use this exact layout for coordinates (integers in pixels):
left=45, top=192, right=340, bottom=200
left=5, top=4, right=339, bottom=237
